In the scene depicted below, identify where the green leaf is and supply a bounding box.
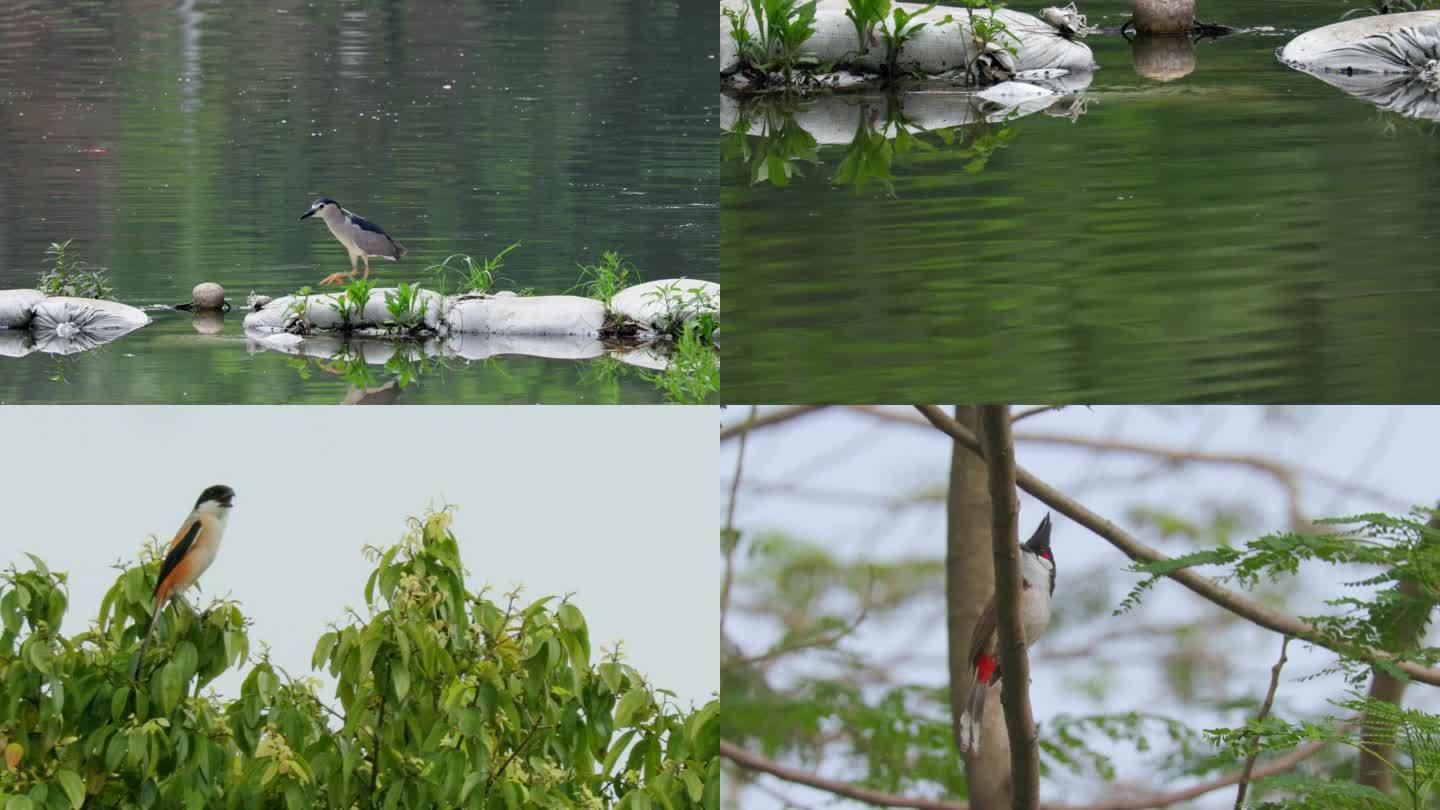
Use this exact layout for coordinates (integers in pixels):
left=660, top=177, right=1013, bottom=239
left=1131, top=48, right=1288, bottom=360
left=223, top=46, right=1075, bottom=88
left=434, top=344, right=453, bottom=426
left=311, top=631, right=336, bottom=670
left=682, top=770, right=704, bottom=803
left=7, top=796, right=33, bottom=810
left=615, top=688, right=649, bottom=727
left=557, top=603, right=584, bottom=632
left=54, top=770, right=83, bottom=810
left=393, top=663, right=411, bottom=703
left=602, top=729, right=638, bottom=777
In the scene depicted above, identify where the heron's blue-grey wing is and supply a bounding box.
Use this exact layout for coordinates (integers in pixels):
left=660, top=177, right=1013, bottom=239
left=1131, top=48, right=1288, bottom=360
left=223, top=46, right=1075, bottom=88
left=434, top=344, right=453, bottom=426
left=346, top=212, right=405, bottom=258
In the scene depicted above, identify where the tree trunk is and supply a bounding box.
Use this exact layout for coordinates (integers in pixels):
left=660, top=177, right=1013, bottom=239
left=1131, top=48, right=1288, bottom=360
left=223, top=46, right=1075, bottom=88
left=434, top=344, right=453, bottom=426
left=946, top=406, right=1011, bottom=809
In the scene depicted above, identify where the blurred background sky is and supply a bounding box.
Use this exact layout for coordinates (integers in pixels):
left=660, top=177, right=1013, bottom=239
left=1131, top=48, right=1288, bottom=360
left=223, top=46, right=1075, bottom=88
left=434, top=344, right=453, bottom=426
left=0, top=405, right=718, bottom=707
left=721, top=405, right=1438, bottom=807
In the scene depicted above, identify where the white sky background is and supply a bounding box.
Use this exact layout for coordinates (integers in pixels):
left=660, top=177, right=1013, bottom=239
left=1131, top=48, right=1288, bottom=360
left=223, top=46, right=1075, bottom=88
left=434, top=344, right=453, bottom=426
left=722, top=405, right=1440, bottom=808
left=0, top=405, right=718, bottom=708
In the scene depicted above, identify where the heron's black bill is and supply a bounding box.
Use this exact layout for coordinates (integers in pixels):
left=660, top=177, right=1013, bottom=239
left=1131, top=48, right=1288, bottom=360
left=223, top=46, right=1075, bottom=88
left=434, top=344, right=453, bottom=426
left=299, top=209, right=316, bottom=220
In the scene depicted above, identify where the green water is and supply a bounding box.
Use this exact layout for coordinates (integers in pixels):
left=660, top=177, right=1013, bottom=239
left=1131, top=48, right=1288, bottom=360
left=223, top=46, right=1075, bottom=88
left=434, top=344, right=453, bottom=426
left=0, top=0, right=715, bottom=404
left=722, top=1, right=1440, bottom=403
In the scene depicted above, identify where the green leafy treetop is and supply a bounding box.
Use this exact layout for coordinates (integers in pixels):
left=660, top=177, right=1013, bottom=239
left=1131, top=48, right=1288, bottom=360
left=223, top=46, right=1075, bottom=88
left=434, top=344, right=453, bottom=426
left=0, top=508, right=718, bottom=810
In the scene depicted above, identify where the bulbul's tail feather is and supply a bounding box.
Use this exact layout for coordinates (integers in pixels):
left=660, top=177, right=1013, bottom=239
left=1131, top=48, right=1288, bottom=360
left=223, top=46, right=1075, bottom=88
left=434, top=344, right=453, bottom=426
left=958, top=676, right=988, bottom=755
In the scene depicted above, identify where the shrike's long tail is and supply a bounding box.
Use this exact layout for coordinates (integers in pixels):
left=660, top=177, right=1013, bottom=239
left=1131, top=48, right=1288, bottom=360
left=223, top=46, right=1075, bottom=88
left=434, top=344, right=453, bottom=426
left=132, top=601, right=163, bottom=679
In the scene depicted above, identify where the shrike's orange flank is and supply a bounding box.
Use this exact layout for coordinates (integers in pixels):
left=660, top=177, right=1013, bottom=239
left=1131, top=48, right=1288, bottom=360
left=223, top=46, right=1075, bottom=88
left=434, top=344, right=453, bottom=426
left=132, top=484, right=235, bottom=678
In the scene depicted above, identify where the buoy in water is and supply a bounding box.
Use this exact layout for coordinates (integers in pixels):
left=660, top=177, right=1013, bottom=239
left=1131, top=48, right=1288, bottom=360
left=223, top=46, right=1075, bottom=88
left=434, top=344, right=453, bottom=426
left=190, top=282, right=227, bottom=312
left=1134, top=0, right=1195, bottom=34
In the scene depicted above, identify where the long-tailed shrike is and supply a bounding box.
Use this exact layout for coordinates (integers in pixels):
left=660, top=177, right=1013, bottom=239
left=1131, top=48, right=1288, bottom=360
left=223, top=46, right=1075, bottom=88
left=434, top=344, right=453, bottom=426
left=132, top=484, right=235, bottom=678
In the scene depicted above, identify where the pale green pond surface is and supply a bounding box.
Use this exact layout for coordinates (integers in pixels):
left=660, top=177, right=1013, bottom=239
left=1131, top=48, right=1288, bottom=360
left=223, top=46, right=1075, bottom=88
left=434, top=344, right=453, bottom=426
left=0, top=0, right=715, bottom=404
left=722, top=0, right=1440, bottom=403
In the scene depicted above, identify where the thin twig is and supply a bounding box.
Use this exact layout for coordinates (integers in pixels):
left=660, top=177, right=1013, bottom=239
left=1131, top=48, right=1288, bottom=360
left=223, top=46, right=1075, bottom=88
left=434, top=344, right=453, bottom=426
left=1234, top=636, right=1290, bottom=809
left=721, top=405, right=757, bottom=637
left=978, top=404, right=1039, bottom=810
left=486, top=717, right=546, bottom=798
left=1012, top=405, right=1065, bottom=424
left=720, top=405, right=825, bottom=441
left=912, top=405, right=1440, bottom=688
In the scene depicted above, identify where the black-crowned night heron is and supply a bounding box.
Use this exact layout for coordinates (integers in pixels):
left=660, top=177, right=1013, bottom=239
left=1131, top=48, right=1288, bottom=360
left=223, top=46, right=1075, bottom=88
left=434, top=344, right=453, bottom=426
left=299, top=198, right=408, bottom=286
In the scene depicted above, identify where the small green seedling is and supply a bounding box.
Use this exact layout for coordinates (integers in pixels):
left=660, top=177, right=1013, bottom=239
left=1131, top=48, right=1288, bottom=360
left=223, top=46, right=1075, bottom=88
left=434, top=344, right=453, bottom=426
left=37, top=239, right=115, bottom=300
left=572, top=251, right=637, bottom=307
left=383, top=282, right=429, bottom=333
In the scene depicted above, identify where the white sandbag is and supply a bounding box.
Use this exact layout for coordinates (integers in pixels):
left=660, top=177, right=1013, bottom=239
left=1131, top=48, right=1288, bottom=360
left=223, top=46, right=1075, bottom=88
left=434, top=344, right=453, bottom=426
left=29, top=297, right=150, bottom=348
left=444, top=295, right=605, bottom=336
left=1280, top=12, right=1440, bottom=120
left=0, top=290, right=45, bottom=329
left=610, top=279, right=719, bottom=331
left=244, top=288, right=443, bottom=333
left=719, top=0, right=1096, bottom=77
left=445, top=333, right=606, bottom=362
left=1280, top=11, right=1440, bottom=73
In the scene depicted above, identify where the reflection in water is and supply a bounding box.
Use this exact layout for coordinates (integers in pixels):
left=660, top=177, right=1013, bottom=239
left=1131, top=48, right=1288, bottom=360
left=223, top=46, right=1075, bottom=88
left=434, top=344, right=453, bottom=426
left=722, top=76, right=1091, bottom=192
left=0, top=0, right=714, bottom=403
left=1131, top=35, right=1197, bottom=81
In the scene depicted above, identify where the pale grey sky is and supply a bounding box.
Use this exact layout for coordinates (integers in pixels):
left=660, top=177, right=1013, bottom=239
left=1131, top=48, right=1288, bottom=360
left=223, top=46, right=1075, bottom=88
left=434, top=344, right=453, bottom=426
left=0, top=405, right=718, bottom=707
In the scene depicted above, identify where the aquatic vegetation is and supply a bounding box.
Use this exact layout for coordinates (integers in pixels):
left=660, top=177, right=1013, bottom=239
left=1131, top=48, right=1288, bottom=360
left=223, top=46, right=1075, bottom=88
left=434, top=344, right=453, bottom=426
left=644, top=280, right=719, bottom=342
left=425, top=242, right=523, bottom=296
left=643, top=322, right=720, bottom=404
left=336, top=277, right=377, bottom=330
left=845, top=0, right=890, bottom=54
left=739, top=0, right=821, bottom=82
left=572, top=251, right=637, bottom=307
left=383, top=281, right=430, bottom=334
left=36, top=239, right=114, bottom=300
left=962, top=0, right=1019, bottom=84
left=879, top=3, right=951, bottom=80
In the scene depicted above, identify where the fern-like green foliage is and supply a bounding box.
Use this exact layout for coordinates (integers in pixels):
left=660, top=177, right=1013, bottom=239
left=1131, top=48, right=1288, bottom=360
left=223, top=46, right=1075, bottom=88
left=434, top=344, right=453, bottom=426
left=1208, top=694, right=1440, bottom=809
left=1117, top=510, right=1440, bottom=681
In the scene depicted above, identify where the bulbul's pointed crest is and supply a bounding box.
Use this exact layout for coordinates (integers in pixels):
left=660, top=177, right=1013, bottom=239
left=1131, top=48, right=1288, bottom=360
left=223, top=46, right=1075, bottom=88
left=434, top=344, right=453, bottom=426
left=1023, top=513, right=1053, bottom=559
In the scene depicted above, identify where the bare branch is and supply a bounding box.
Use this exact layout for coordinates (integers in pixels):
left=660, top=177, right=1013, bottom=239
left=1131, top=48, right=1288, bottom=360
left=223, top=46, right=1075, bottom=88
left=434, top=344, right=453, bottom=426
left=912, top=405, right=1440, bottom=688
left=1234, top=636, right=1290, bottom=810
left=721, top=738, right=1332, bottom=810
left=1012, top=405, right=1067, bottom=424
left=721, top=406, right=757, bottom=638
left=979, top=405, right=1040, bottom=810
left=721, top=405, right=826, bottom=441
left=721, top=740, right=971, bottom=809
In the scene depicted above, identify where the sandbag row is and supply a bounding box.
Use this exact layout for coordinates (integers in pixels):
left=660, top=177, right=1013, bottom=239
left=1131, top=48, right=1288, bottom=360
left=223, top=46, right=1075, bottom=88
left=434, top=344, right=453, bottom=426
left=0, top=290, right=152, bottom=354
left=720, top=0, right=1096, bottom=82
left=245, top=330, right=674, bottom=370
left=243, top=279, right=719, bottom=338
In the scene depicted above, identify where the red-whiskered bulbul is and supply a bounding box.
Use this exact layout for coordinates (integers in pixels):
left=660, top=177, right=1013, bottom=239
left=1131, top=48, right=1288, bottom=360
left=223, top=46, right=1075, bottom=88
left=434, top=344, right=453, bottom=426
left=132, top=484, right=235, bottom=678
left=958, top=513, right=1055, bottom=756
